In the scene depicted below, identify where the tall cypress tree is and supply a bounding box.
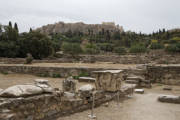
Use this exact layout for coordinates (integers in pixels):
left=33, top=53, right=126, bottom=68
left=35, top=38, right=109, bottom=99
left=14, top=23, right=19, bottom=33
left=9, top=21, right=12, bottom=28
left=29, top=28, right=33, bottom=32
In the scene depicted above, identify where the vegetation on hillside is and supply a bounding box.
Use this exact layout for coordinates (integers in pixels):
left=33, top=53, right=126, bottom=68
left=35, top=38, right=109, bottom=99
left=0, top=22, right=180, bottom=59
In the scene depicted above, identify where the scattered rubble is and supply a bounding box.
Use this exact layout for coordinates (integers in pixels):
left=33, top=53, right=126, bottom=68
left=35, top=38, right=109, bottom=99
left=63, top=77, right=76, bottom=92
left=163, top=86, right=172, bottom=91
left=134, top=89, right=144, bottom=94
left=125, top=75, right=151, bottom=88
left=158, top=95, right=180, bottom=104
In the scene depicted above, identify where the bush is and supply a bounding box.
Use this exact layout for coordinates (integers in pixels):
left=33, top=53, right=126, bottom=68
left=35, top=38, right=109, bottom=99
left=25, top=53, right=33, bottom=64
left=18, top=31, right=54, bottom=59
left=62, top=42, right=83, bottom=56
left=98, top=43, right=114, bottom=52
left=114, top=47, right=126, bottom=55
left=52, top=73, right=61, bottom=78
left=84, top=44, right=100, bottom=54
left=165, top=43, right=180, bottom=53
left=150, top=43, right=164, bottom=49
left=129, top=44, right=147, bottom=53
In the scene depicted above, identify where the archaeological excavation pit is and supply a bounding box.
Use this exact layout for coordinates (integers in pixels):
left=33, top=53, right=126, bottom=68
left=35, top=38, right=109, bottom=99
left=0, top=63, right=180, bottom=120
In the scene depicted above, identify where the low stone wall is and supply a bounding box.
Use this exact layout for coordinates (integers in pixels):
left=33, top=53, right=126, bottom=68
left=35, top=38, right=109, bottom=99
left=0, top=90, right=130, bottom=120
left=0, top=65, right=104, bottom=78
left=0, top=52, right=180, bottom=64
left=146, top=64, right=180, bottom=85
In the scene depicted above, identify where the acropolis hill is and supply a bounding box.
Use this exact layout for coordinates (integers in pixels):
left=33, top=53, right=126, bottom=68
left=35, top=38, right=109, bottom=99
left=36, top=22, right=124, bottom=34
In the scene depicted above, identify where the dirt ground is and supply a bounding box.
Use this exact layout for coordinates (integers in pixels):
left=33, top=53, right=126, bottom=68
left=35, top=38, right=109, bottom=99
left=58, top=85, right=180, bottom=120
left=0, top=74, right=180, bottom=120
left=0, top=73, right=93, bottom=90
left=0, top=63, right=137, bottom=69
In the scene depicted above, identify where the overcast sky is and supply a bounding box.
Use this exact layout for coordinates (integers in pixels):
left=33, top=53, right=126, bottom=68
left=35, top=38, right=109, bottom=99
left=0, top=0, right=180, bottom=33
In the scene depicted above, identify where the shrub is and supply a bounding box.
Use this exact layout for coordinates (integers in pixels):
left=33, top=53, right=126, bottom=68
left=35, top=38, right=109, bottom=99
left=62, top=42, right=83, bottom=57
left=52, top=73, right=61, bottom=78
left=165, top=43, right=180, bottom=53
left=114, top=47, right=126, bottom=55
left=25, top=53, right=33, bottom=64
left=18, top=31, right=54, bottom=59
left=150, top=43, right=164, bottom=49
left=37, top=73, right=49, bottom=77
left=1, top=71, right=8, bottom=75
left=84, top=44, right=100, bottom=54
left=129, top=44, right=147, bottom=53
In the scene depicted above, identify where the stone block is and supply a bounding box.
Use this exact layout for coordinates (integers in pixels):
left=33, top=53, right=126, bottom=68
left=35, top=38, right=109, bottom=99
left=93, top=70, right=123, bottom=92
left=78, top=77, right=96, bottom=83
left=63, top=77, right=76, bottom=92
left=158, top=95, right=180, bottom=104
left=134, top=89, right=144, bottom=94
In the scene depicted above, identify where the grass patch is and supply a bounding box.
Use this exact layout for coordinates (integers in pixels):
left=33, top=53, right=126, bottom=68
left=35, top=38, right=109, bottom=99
left=1, top=71, right=8, bottom=75
left=37, top=73, right=49, bottom=77
left=52, top=73, right=61, bottom=78
left=73, top=72, right=89, bottom=79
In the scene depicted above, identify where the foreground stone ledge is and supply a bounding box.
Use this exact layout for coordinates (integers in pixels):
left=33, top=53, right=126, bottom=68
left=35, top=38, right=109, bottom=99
left=0, top=84, right=134, bottom=120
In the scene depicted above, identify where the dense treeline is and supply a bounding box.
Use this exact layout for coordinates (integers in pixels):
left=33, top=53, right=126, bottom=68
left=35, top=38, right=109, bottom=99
left=0, top=22, right=180, bottom=59
left=0, top=22, right=54, bottom=59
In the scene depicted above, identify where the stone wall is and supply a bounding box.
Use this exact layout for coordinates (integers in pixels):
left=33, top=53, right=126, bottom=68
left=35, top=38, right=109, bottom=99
left=0, top=65, right=105, bottom=78
left=0, top=91, right=110, bottom=120
left=0, top=53, right=180, bottom=64
left=146, top=65, right=180, bottom=85
left=0, top=88, right=133, bottom=120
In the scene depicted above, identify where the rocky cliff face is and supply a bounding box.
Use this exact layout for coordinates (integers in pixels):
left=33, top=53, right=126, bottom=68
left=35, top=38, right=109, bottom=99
left=36, top=22, right=124, bottom=35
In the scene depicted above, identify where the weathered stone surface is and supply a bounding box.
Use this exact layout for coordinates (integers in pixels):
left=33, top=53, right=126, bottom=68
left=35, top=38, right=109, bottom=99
left=78, top=77, right=96, bottom=83
left=93, top=70, right=123, bottom=92
left=34, top=79, right=49, bottom=85
left=121, top=84, right=136, bottom=95
left=134, top=89, right=144, bottom=94
left=0, top=85, right=43, bottom=97
left=0, top=89, right=3, bottom=93
left=0, top=84, right=132, bottom=120
left=63, top=77, right=76, bottom=92
left=0, top=82, right=54, bottom=97
left=78, top=84, right=94, bottom=99
left=125, top=80, right=139, bottom=84
left=146, top=64, right=180, bottom=85
left=34, top=79, right=54, bottom=93
left=126, top=76, right=142, bottom=81
left=63, top=92, right=76, bottom=99
left=158, top=95, right=180, bottom=104
left=78, top=84, right=94, bottom=92
left=163, top=86, right=172, bottom=91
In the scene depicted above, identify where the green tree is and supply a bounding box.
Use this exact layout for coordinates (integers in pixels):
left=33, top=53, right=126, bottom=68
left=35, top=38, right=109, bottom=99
left=14, top=23, right=19, bottom=33
left=129, top=44, right=147, bottom=53
left=114, top=47, right=126, bottom=55
left=62, top=42, right=82, bottom=57
left=18, top=31, right=53, bottom=59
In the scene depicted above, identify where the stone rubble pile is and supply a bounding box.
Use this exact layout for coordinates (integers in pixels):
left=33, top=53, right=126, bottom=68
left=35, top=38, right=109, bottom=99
left=62, top=77, right=76, bottom=92
left=0, top=69, right=137, bottom=120
left=125, top=75, right=151, bottom=88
